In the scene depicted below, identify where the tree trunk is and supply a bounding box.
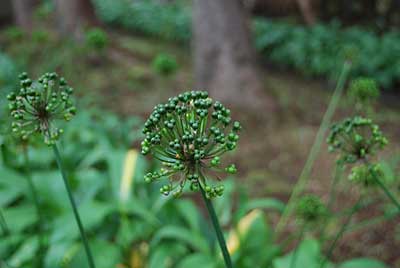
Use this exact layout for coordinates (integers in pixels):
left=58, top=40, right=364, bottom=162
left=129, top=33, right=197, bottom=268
left=193, top=0, right=274, bottom=111
left=296, top=0, right=317, bottom=25
left=54, top=0, right=99, bottom=40
left=12, top=0, right=38, bottom=31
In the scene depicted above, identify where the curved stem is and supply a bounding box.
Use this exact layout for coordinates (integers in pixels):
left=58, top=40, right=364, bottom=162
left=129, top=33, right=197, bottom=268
left=320, top=197, right=362, bottom=268
left=23, top=148, right=46, bottom=264
left=199, top=185, right=233, bottom=268
left=52, top=144, right=96, bottom=268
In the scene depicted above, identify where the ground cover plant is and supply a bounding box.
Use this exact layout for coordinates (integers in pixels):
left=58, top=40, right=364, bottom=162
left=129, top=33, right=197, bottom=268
left=94, top=0, right=400, bottom=89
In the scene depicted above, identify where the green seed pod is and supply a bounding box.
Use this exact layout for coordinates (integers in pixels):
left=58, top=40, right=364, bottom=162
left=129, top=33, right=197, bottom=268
left=141, top=91, right=241, bottom=198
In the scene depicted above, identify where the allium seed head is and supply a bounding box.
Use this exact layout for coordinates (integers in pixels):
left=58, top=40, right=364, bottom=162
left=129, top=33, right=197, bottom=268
left=141, top=90, right=241, bottom=198
left=8, top=72, right=76, bottom=144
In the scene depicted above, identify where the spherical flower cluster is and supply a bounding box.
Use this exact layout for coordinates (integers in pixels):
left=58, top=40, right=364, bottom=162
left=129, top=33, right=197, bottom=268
left=296, top=195, right=328, bottom=224
left=327, top=116, right=387, bottom=164
left=348, top=77, right=379, bottom=107
left=8, top=72, right=76, bottom=144
left=141, top=91, right=241, bottom=198
left=349, top=163, right=384, bottom=187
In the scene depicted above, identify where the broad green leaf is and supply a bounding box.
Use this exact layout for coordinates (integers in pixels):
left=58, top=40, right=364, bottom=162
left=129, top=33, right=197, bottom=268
left=51, top=201, right=113, bottom=243
left=68, top=239, right=122, bottom=268
left=338, top=258, right=388, bottom=268
left=44, top=242, right=73, bottom=268
left=3, top=204, right=37, bottom=233
left=244, top=198, right=286, bottom=213
left=175, top=199, right=201, bottom=231
left=177, top=253, right=217, bottom=268
left=149, top=243, right=188, bottom=268
left=273, top=239, right=332, bottom=268
left=8, top=236, right=38, bottom=267
left=151, top=225, right=210, bottom=254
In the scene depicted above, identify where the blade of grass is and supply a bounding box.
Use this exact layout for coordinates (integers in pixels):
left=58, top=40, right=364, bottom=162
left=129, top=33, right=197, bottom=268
left=52, top=144, right=97, bottom=268
left=276, top=62, right=352, bottom=237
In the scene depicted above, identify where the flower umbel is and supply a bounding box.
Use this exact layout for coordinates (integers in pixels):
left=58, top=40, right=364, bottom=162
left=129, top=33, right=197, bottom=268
left=141, top=91, right=241, bottom=198
left=327, top=116, right=387, bottom=164
left=8, top=72, right=76, bottom=144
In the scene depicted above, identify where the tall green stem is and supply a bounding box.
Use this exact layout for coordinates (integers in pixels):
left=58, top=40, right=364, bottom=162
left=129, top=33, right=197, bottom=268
left=52, top=144, right=96, bottom=268
left=320, top=198, right=362, bottom=268
left=0, top=207, right=9, bottom=236
left=276, top=62, right=352, bottom=237
left=23, top=148, right=46, bottom=265
left=199, top=185, right=233, bottom=268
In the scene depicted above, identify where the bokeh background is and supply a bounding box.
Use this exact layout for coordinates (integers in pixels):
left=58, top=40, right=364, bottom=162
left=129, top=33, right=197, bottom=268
left=0, top=0, right=400, bottom=267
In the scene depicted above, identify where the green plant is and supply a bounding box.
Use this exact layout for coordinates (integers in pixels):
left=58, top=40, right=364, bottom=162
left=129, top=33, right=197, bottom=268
left=320, top=116, right=400, bottom=268
left=85, top=28, right=109, bottom=51
left=152, top=53, right=178, bottom=76
left=4, top=26, right=24, bottom=41
left=348, top=77, right=380, bottom=113
left=94, top=0, right=400, bottom=88
left=8, top=72, right=96, bottom=268
left=141, top=90, right=243, bottom=267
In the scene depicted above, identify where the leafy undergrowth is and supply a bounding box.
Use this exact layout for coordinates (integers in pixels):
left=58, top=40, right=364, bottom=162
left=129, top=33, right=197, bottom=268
left=1, top=25, right=400, bottom=266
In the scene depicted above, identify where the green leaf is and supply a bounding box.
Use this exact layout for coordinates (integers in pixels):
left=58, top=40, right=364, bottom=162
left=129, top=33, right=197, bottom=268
left=151, top=225, right=210, bottom=254
left=8, top=236, right=39, bottom=267
left=51, top=201, right=113, bottom=243
left=149, top=243, right=188, bottom=268
left=3, top=204, right=37, bottom=233
left=177, top=253, right=217, bottom=268
left=244, top=198, right=286, bottom=213
left=273, top=239, right=332, bottom=268
left=338, top=258, right=388, bottom=268
left=175, top=200, right=201, bottom=231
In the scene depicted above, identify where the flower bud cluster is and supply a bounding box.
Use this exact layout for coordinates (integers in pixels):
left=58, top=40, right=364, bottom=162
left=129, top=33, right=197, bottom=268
left=348, top=77, right=380, bottom=108
left=8, top=72, right=76, bottom=144
left=349, top=163, right=384, bottom=187
left=141, top=91, right=241, bottom=198
left=296, top=195, right=328, bottom=224
left=327, top=116, right=387, bottom=164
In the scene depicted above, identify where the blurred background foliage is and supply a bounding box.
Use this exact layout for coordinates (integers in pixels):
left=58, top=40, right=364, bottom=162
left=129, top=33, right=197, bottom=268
left=0, top=0, right=400, bottom=267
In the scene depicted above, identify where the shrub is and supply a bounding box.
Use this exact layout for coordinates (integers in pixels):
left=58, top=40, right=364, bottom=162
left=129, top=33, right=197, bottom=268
left=85, top=28, right=109, bottom=51
left=152, top=53, right=178, bottom=76
left=94, top=0, right=400, bottom=89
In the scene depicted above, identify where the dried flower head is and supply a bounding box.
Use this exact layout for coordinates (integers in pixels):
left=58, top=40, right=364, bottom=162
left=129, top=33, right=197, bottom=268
left=141, top=90, right=241, bottom=198
left=348, top=77, right=379, bottom=107
left=8, top=72, right=76, bottom=144
left=349, top=163, right=384, bottom=187
left=327, top=116, right=387, bottom=164
left=296, top=195, right=328, bottom=224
